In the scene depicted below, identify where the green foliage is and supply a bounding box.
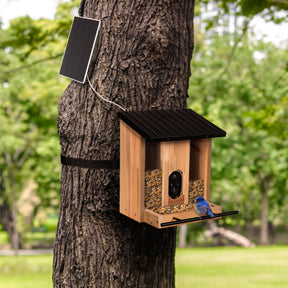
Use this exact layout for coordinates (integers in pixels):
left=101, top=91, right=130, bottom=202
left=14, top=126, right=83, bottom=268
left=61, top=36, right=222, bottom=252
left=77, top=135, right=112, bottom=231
left=244, top=96, right=288, bottom=140
left=196, top=0, right=288, bottom=28
left=239, top=0, right=271, bottom=16
left=0, top=0, right=78, bottom=244
left=0, top=231, right=9, bottom=245
left=188, top=30, right=288, bottom=227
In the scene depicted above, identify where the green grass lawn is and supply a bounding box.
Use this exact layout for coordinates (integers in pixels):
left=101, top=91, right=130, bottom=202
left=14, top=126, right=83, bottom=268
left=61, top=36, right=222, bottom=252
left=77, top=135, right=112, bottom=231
left=176, top=246, right=288, bottom=288
left=0, top=246, right=288, bottom=287
left=0, top=254, right=53, bottom=288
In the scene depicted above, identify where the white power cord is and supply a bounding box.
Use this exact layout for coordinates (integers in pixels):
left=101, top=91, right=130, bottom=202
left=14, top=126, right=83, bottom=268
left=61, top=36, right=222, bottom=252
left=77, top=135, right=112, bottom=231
left=87, top=75, right=126, bottom=111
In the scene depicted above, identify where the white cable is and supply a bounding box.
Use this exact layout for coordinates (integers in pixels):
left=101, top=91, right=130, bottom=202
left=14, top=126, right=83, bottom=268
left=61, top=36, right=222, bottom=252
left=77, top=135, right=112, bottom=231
left=87, top=75, right=126, bottom=111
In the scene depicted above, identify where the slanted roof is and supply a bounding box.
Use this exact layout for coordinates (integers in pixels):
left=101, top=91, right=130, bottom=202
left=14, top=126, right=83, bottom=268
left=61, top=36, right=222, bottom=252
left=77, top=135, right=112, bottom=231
left=118, top=109, right=226, bottom=142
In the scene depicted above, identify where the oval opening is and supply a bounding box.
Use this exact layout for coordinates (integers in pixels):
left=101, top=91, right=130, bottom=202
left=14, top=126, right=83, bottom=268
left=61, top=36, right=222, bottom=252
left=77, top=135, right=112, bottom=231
left=168, top=170, right=182, bottom=199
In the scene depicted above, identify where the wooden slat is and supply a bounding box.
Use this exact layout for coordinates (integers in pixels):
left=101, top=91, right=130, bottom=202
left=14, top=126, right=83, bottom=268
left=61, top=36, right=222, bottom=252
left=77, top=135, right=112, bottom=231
left=160, top=140, right=190, bottom=206
left=161, top=142, right=170, bottom=206
left=120, top=121, right=145, bottom=222
left=190, top=138, right=212, bottom=201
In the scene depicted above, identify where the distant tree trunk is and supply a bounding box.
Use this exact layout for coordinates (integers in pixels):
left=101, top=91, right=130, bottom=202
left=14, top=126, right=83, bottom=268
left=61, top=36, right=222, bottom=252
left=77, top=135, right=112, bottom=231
left=0, top=170, right=21, bottom=252
left=11, top=195, right=20, bottom=254
left=53, top=0, right=195, bottom=287
left=259, top=174, right=270, bottom=245
left=0, top=201, right=13, bottom=243
left=178, top=225, right=188, bottom=248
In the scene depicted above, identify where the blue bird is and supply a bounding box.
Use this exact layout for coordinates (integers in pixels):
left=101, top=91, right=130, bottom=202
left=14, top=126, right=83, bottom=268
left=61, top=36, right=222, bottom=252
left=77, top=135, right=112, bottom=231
left=195, top=196, right=215, bottom=218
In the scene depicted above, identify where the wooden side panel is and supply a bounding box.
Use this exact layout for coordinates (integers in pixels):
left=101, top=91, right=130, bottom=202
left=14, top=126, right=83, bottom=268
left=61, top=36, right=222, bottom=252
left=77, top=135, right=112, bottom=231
left=160, top=140, right=190, bottom=206
left=120, top=121, right=145, bottom=222
left=190, top=138, right=212, bottom=201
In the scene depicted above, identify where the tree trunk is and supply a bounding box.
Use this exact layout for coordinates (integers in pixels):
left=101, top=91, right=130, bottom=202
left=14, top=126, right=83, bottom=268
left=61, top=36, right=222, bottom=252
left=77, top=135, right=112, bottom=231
left=178, top=225, right=188, bottom=248
left=0, top=201, right=13, bottom=244
left=0, top=201, right=21, bottom=252
left=0, top=170, right=21, bottom=252
left=259, top=175, right=270, bottom=245
left=11, top=196, right=20, bottom=254
left=53, top=0, right=195, bottom=287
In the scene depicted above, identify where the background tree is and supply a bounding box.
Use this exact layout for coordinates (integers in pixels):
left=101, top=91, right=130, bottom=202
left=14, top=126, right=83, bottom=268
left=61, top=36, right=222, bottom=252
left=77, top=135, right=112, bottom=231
left=0, top=1, right=78, bottom=250
left=188, top=31, right=288, bottom=245
left=175, top=0, right=288, bottom=248
left=53, top=0, right=194, bottom=287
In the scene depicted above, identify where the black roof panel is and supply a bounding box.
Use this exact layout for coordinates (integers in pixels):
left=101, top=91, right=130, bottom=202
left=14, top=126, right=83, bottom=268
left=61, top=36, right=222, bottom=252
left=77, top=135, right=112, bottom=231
left=118, top=109, right=226, bottom=142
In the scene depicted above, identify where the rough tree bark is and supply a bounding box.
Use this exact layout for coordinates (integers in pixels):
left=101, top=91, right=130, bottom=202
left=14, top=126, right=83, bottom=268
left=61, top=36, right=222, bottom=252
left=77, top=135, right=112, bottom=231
left=53, top=0, right=195, bottom=287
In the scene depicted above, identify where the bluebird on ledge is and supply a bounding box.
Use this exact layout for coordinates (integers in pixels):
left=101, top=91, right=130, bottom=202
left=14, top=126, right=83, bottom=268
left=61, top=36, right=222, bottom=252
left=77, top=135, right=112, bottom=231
left=195, top=196, right=215, bottom=218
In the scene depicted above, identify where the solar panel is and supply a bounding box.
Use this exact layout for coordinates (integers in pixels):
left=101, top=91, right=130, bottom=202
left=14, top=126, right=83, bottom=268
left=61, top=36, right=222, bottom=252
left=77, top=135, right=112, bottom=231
left=59, top=16, right=101, bottom=83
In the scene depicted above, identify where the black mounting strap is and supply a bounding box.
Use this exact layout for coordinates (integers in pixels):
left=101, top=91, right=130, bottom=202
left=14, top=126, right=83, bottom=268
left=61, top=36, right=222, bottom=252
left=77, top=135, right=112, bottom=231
left=61, top=155, right=120, bottom=170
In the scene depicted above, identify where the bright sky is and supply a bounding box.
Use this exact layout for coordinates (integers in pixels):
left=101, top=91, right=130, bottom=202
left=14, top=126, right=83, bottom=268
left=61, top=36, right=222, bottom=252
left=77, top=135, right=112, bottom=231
left=250, top=17, right=288, bottom=47
left=1, top=0, right=59, bottom=28
left=1, top=0, right=287, bottom=47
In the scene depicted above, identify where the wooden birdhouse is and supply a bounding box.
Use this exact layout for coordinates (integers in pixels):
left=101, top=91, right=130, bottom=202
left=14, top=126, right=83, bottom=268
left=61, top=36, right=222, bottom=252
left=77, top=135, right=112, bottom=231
left=118, top=109, right=238, bottom=228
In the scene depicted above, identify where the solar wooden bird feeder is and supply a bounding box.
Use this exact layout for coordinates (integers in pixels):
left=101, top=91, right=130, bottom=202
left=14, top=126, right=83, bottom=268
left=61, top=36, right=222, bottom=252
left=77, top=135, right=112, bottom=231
left=119, top=109, right=238, bottom=228
left=57, top=17, right=238, bottom=228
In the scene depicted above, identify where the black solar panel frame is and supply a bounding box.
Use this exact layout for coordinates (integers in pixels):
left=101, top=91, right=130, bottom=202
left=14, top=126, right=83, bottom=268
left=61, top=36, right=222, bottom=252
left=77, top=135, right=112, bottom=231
left=59, top=16, right=101, bottom=83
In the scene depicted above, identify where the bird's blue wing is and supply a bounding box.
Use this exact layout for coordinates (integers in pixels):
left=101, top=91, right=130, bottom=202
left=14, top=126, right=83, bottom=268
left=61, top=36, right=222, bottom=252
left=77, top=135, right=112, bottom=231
left=207, top=209, right=215, bottom=218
